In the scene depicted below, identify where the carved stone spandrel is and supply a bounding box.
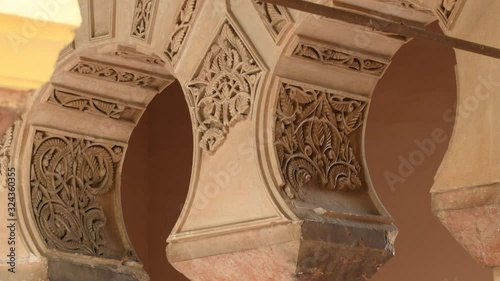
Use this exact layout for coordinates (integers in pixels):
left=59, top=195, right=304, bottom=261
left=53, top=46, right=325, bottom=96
left=186, top=19, right=264, bottom=154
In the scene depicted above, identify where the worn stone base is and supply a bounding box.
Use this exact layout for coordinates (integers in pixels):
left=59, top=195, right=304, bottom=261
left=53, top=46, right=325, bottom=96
left=432, top=184, right=500, bottom=267
left=168, top=221, right=396, bottom=281
left=0, top=258, right=47, bottom=281
left=47, top=257, right=149, bottom=281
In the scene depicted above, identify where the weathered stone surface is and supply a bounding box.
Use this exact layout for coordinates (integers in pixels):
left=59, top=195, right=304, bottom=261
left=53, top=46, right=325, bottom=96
left=48, top=259, right=145, bottom=281
left=433, top=184, right=500, bottom=267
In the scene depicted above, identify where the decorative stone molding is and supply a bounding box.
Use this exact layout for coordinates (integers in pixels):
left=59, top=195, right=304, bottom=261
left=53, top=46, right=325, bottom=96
left=88, top=0, right=116, bottom=41
left=275, top=81, right=366, bottom=198
left=436, top=0, right=466, bottom=29
left=131, top=0, right=157, bottom=42
left=114, top=46, right=165, bottom=66
left=187, top=20, right=264, bottom=153
left=29, top=130, right=123, bottom=257
left=164, top=0, right=200, bottom=65
left=69, top=60, right=170, bottom=91
left=251, top=0, right=293, bottom=42
left=292, top=40, right=389, bottom=77
left=0, top=122, right=15, bottom=189
left=47, top=88, right=137, bottom=122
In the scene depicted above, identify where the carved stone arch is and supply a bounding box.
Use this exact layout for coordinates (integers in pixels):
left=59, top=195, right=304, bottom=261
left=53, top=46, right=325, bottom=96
left=164, top=1, right=442, bottom=281
left=12, top=0, right=184, bottom=277
left=8, top=0, right=500, bottom=280
left=14, top=42, right=175, bottom=281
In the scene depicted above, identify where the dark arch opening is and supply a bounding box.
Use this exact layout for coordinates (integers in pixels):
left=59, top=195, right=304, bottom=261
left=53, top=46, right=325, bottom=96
left=366, top=22, right=490, bottom=281
left=122, top=80, right=192, bottom=281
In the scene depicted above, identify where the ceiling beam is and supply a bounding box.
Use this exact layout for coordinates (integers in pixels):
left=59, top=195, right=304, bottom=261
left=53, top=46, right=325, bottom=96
left=260, top=0, right=500, bottom=60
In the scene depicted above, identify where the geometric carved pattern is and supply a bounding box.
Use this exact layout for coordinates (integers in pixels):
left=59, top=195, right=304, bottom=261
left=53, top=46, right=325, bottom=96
left=293, top=41, right=388, bottom=77
left=69, top=61, right=168, bottom=91
left=436, top=0, right=466, bottom=29
left=0, top=123, right=15, bottom=189
left=251, top=0, right=292, bottom=42
left=187, top=20, right=263, bottom=153
left=275, top=81, right=366, bottom=198
left=47, top=89, right=133, bottom=121
left=131, top=0, right=157, bottom=41
left=165, top=0, right=199, bottom=65
left=30, top=130, right=123, bottom=256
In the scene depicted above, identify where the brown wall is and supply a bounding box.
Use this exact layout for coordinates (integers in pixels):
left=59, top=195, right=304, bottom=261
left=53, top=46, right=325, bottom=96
left=122, top=24, right=492, bottom=281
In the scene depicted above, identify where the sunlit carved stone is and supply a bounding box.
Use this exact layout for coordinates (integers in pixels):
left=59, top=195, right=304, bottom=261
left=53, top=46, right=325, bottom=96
left=251, top=0, right=293, bottom=42
left=292, top=41, right=388, bottom=76
left=69, top=60, right=170, bottom=91
left=131, top=0, right=157, bottom=42
left=187, top=20, right=264, bottom=153
left=275, top=81, right=366, bottom=197
left=30, top=130, right=123, bottom=257
left=47, top=88, right=133, bottom=120
left=5, top=0, right=500, bottom=280
left=164, top=0, right=200, bottom=65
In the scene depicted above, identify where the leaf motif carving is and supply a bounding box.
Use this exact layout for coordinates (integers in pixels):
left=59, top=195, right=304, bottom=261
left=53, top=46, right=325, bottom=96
left=251, top=0, right=292, bottom=41
left=274, top=81, right=367, bottom=195
left=292, top=42, right=388, bottom=76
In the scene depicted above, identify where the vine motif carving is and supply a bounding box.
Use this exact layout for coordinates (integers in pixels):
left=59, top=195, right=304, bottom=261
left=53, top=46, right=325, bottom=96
left=275, top=82, right=366, bottom=197
left=293, top=42, right=388, bottom=76
left=251, top=0, right=292, bottom=41
left=131, top=0, right=157, bottom=41
left=436, top=0, right=464, bottom=28
left=0, top=123, right=15, bottom=189
left=164, top=0, right=198, bottom=65
left=187, top=21, right=263, bottom=153
left=48, top=89, right=131, bottom=120
left=30, top=131, right=123, bottom=256
left=70, top=61, right=167, bottom=91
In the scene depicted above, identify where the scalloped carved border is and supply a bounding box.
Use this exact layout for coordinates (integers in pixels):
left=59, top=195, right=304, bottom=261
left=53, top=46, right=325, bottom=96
left=251, top=0, right=293, bottom=42
left=46, top=87, right=140, bottom=122
left=164, top=0, right=201, bottom=65
left=69, top=60, right=171, bottom=91
left=292, top=40, right=389, bottom=77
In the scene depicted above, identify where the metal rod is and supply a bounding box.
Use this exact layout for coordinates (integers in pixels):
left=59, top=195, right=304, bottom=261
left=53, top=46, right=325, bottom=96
left=261, top=0, right=500, bottom=60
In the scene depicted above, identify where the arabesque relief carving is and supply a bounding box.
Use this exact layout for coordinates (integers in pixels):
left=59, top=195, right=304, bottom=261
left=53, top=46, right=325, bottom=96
left=164, top=0, right=199, bottom=65
left=187, top=20, right=263, bottom=153
left=70, top=61, right=168, bottom=91
left=30, top=130, right=123, bottom=257
left=0, top=123, right=15, bottom=189
left=275, top=82, right=367, bottom=198
left=251, top=0, right=292, bottom=41
left=293, top=41, right=388, bottom=76
left=48, top=89, right=132, bottom=120
left=131, top=0, right=157, bottom=41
